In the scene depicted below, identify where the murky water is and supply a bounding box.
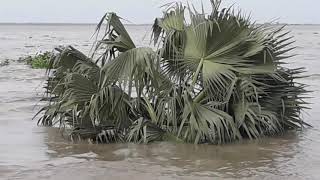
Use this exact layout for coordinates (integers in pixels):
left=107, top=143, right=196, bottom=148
left=0, top=24, right=320, bottom=180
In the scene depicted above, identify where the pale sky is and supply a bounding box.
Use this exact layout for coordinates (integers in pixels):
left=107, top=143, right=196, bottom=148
left=0, top=0, right=319, bottom=24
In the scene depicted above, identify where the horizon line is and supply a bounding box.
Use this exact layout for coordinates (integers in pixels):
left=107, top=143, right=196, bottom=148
left=0, top=22, right=151, bottom=26
left=1, top=22, right=320, bottom=26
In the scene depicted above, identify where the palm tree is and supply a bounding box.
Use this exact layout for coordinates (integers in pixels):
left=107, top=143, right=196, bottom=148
left=36, top=0, right=309, bottom=144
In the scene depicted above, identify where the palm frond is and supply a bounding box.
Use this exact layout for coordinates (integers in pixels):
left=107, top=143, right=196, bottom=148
left=36, top=0, right=310, bottom=145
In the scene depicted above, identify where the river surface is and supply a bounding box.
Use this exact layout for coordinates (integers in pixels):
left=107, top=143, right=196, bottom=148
left=0, top=24, right=320, bottom=180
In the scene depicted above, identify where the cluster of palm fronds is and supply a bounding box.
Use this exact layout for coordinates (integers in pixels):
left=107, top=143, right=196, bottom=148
left=36, top=0, right=309, bottom=144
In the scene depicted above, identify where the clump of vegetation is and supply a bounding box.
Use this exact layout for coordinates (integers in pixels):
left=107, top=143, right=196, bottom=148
left=25, top=51, right=52, bottom=69
left=35, top=0, right=310, bottom=144
left=0, top=59, right=9, bottom=67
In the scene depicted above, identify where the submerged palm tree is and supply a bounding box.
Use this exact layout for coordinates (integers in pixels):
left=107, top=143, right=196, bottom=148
left=36, top=0, right=309, bottom=144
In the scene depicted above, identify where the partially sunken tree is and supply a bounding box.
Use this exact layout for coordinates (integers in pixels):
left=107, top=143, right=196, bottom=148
left=36, top=0, right=309, bottom=144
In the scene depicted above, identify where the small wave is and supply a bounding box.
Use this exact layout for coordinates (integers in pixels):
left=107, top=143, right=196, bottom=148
left=113, top=148, right=131, bottom=157
left=71, top=152, right=98, bottom=159
left=309, top=74, right=320, bottom=77
left=1, top=96, right=41, bottom=104
left=0, top=37, right=13, bottom=40
left=43, top=157, right=87, bottom=167
left=24, top=45, right=35, bottom=48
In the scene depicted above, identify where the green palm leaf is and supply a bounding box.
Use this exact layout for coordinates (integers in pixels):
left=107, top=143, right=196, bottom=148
left=36, top=0, right=310, bottom=145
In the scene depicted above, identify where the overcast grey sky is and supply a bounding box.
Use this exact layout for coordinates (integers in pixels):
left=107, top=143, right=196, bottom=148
left=0, top=0, right=319, bottom=24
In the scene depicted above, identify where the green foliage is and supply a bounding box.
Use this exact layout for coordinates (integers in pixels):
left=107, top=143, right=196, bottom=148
left=25, top=51, right=52, bottom=69
left=35, top=0, right=310, bottom=144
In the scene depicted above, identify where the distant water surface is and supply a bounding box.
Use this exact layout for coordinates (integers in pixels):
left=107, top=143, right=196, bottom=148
left=0, top=24, right=320, bottom=180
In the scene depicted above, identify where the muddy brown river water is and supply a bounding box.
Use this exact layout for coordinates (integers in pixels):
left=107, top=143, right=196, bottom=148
left=0, top=24, right=320, bottom=179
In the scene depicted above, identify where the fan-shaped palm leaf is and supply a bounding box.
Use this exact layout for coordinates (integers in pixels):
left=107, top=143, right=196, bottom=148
left=36, top=0, right=310, bottom=145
